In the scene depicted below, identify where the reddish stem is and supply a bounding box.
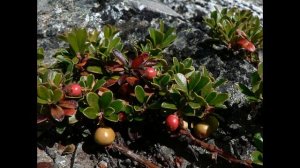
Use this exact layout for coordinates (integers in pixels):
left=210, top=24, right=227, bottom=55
left=179, top=129, right=253, bottom=168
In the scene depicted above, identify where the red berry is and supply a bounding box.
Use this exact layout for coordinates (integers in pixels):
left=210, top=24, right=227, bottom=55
left=166, top=114, right=179, bottom=131
left=65, top=83, right=82, bottom=97
left=118, top=112, right=127, bottom=122
left=144, top=67, right=157, bottom=80
left=237, top=38, right=256, bottom=52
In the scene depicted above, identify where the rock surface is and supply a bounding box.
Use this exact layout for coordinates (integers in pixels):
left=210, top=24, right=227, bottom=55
left=37, top=0, right=263, bottom=167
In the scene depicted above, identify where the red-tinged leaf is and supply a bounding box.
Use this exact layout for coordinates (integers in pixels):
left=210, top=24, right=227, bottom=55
left=105, top=62, right=124, bottom=73
left=237, top=38, right=256, bottom=52
left=98, top=87, right=111, bottom=96
left=58, top=99, right=78, bottom=109
left=119, top=83, right=132, bottom=98
left=51, top=105, right=65, bottom=122
left=63, top=108, right=77, bottom=116
left=131, top=52, right=149, bottom=69
left=117, top=74, right=128, bottom=85
left=37, top=114, right=49, bottom=124
left=126, top=77, right=139, bottom=86
left=80, top=71, right=89, bottom=76
left=143, top=60, right=158, bottom=67
left=104, top=78, right=118, bottom=87
left=75, top=60, right=87, bottom=68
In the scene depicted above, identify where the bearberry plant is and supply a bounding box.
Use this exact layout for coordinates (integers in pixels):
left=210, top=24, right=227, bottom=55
left=203, top=7, right=263, bottom=63
left=37, top=22, right=255, bottom=167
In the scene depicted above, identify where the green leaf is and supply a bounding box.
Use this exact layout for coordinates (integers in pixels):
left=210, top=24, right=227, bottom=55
left=124, top=105, right=134, bottom=114
left=52, top=72, right=63, bottom=86
left=104, top=107, right=118, bottom=122
left=210, top=93, right=229, bottom=106
left=254, top=133, right=263, bottom=152
left=110, top=100, right=124, bottom=112
left=134, top=105, right=144, bottom=112
left=87, top=66, right=103, bottom=74
left=174, top=73, right=188, bottom=93
left=258, top=62, right=263, bottom=79
left=201, top=83, right=213, bottom=98
left=37, top=97, right=49, bottom=104
left=92, top=79, right=106, bottom=92
left=173, top=57, right=179, bottom=67
left=251, top=151, right=263, bottom=166
left=161, top=35, right=176, bottom=48
left=56, top=126, right=66, bottom=134
left=100, top=91, right=113, bottom=109
left=213, top=79, right=227, bottom=88
left=135, top=85, right=145, bottom=103
left=238, top=83, right=256, bottom=97
left=205, top=92, right=217, bottom=103
left=37, top=48, right=44, bottom=60
left=86, top=74, right=95, bottom=89
left=37, top=85, right=50, bottom=100
left=86, top=92, right=100, bottom=111
left=161, top=102, right=177, bottom=110
left=193, top=76, right=210, bottom=93
left=65, top=28, right=88, bottom=54
left=108, top=37, right=121, bottom=50
left=52, top=89, right=64, bottom=103
left=182, top=105, right=195, bottom=116
left=188, top=102, right=201, bottom=109
left=160, top=74, right=171, bottom=86
left=193, top=92, right=208, bottom=107
left=182, top=58, right=193, bottom=68
left=82, top=107, right=99, bottom=119
left=188, top=71, right=201, bottom=91
left=211, top=11, right=218, bottom=22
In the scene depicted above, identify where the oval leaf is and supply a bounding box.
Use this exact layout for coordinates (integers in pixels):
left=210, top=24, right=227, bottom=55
left=51, top=105, right=65, bottom=122
left=63, top=108, right=77, bottom=116
left=174, top=73, right=188, bottom=93
left=52, top=89, right=64, bottom=103
left=100, top=91, right=113, bottom=109
left=58, top=100, right=78, bottom=109
left=86, top=92, right=100, bottom=110
left=110, top=100, right=124, bottom=112
left=92, top=79, right=106, bottom=92
left=104, top=107, right=118, bottom=122
left=209, top=93, right=229, bottom=106
left=161, top=102, right=177, bottom=110
left=188, top=102, right=201, bottom=109
left=205, top=91, right=217, bottom=103
left=87, top=66, right=103, bottom=74
left=82, top=107, right=98, bottom=119
left=251, top=151, right=263, bottom=165
left=37, top=85, right=50, bottom=100
left=86, top=74, right=95, bottom=89
left=135, top=85, right=145, bottom=103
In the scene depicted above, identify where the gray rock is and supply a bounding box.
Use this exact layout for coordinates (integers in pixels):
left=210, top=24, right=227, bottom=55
left=45, top=143, right=72, bottom=168
left=73, top=142, right=97, bottom=168
left=37, top=147, right=53, bottom=163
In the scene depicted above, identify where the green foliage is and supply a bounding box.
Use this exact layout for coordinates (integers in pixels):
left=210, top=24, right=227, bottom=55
left=204, top=7, right=262, bottom=62
left=82, top=91, right=124, bottom=122
left=238, top=62, right=263, bottom=102
left=251, top=132, right=263, bottom=165
left=139, top=20, right=177, bottom=57
left=156, top=58, right=229, bottom=118
left=38, top=21, right=230, bottom=139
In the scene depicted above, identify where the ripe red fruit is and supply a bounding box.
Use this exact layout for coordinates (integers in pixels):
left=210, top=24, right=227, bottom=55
left=144, top=67, right=157, bottom=80
left=65, top=83, right=82, bottom=97
left=237, top=38, right=256, bottom=52
left=166, top=114, right=179, bottom=131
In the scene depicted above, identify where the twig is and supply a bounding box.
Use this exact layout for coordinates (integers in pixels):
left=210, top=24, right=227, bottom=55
left=179, top=129, right=253, bottom=168
left=111, top=143, right=159, bottom=168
